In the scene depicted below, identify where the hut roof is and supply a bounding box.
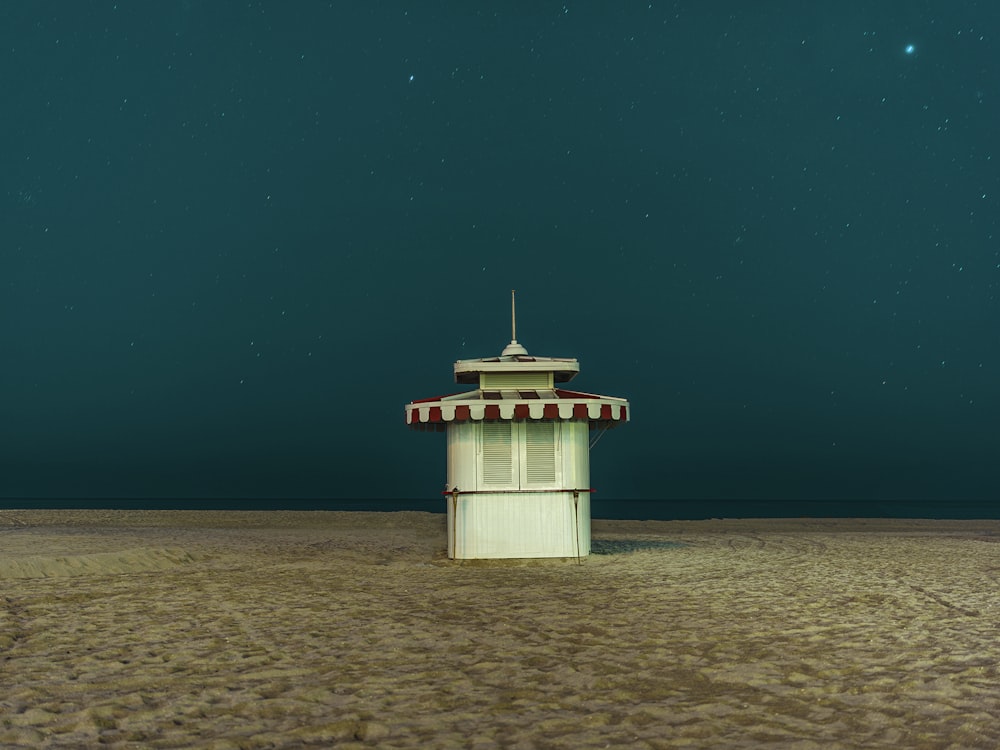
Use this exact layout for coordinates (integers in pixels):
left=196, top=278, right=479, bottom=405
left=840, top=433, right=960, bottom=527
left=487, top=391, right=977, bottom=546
left=405, top=388, right=629, bottom=429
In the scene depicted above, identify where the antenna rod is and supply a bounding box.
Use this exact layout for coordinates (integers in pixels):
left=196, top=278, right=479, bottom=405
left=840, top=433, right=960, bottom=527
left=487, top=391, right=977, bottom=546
left=511, top=289, right=517, bottom=342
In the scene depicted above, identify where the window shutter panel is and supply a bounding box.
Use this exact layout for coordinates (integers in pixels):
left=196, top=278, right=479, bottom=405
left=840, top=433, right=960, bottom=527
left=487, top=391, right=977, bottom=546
left=482, top=372, right=551, bottom=389
left=524, top=421, right=556, bottom=484
left=482, top=422, right=513, bottom=485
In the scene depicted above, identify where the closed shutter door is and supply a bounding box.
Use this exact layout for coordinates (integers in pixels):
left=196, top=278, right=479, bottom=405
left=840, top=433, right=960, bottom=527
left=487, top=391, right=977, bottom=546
left=482, top=422, right=513, bottom=485
left=524, top=421, right=556, bottom=485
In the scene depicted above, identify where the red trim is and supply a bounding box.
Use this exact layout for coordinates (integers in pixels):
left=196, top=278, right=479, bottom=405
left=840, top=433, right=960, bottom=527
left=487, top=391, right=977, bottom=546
left=442, top=488, right=595, bottom=496
left=555, top=389, right=600, bottom=400
left=406, top=394, right=628, bottom=425
left=409, top=392, right=463, bottom=404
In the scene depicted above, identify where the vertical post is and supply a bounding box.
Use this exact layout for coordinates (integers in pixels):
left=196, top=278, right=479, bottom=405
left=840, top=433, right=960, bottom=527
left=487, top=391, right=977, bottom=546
left=573, top=490, right=582, bottom=563
left=511, top=289, right=517, bottom=343
left=451, top=488, right=459, bottom=559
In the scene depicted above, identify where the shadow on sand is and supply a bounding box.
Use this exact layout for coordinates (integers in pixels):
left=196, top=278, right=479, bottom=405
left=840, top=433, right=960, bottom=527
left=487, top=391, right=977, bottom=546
left=590, top=539, right=686, bottom=555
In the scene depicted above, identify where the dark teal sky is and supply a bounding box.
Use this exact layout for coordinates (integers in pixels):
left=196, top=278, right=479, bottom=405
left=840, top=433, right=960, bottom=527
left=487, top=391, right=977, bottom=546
left=2, top=3, right=997, bottom=503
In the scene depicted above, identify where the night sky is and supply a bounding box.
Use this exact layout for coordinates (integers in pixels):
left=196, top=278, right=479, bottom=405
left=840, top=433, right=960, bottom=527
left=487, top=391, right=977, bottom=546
left=3, top=3, right=998, bottom=504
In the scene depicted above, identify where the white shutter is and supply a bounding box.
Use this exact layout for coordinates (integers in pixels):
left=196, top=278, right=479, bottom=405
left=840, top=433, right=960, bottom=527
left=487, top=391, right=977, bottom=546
left=482, top=422, right=513, bottom=485
left=524, top=421, right=556, bottom=485
left=482, top=372, right=551, bottom=389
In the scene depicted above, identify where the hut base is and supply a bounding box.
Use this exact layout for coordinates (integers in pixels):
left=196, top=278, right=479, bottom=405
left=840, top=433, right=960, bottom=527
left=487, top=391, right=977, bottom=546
left=446, top=491, right=591, bottom=559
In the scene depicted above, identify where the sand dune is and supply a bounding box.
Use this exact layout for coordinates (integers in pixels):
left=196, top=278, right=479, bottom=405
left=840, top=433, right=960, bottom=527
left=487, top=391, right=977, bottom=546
left=1, top=510, right=998, bottom=748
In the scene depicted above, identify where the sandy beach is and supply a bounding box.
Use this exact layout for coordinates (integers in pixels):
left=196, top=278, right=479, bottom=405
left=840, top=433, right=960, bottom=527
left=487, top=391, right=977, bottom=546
left=1, top=510, right=998, bottom=749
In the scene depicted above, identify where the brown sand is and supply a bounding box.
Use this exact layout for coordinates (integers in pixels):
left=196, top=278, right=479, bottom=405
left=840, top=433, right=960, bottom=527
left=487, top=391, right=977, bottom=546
left=1, top=510, right=998, bottom=749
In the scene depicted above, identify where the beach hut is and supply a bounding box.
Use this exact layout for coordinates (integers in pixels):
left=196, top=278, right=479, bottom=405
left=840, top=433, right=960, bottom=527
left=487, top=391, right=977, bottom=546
left=404, top=292, right=630, bottom=559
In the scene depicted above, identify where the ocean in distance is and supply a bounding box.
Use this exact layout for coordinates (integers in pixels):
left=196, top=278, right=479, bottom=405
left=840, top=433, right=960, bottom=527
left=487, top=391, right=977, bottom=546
left=1, top=497, right=997, bottom=520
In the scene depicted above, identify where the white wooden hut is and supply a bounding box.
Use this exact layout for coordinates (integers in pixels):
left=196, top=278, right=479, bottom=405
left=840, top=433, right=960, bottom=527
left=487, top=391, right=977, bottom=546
left=404, top=294, right=629, bottom=559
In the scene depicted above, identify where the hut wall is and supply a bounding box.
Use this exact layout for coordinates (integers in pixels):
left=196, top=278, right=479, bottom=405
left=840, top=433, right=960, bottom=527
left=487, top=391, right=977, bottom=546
left=446, top=421, right=478, bottom=492
left=560, top=419, right=591, bottom=490
left=449, top=491, right=589, bottom=559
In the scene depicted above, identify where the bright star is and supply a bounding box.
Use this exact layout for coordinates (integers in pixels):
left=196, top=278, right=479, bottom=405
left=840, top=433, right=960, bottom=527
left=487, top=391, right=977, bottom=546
left=904, top=44, right=915, bottom=55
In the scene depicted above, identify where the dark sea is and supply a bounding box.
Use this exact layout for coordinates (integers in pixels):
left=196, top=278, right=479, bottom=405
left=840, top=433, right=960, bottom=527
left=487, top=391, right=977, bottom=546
left=1, top=498, right=997, bottom=519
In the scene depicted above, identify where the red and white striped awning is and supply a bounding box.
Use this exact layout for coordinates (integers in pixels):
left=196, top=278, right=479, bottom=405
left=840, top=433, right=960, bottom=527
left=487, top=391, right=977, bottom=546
left=405, top=389, right=629, bottom=430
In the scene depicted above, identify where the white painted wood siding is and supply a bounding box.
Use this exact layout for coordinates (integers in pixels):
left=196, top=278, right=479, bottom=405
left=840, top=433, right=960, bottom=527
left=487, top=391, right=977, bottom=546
left=450, top=492, right=590, bottom=558
left=446, top=422, right=478, bottom=492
